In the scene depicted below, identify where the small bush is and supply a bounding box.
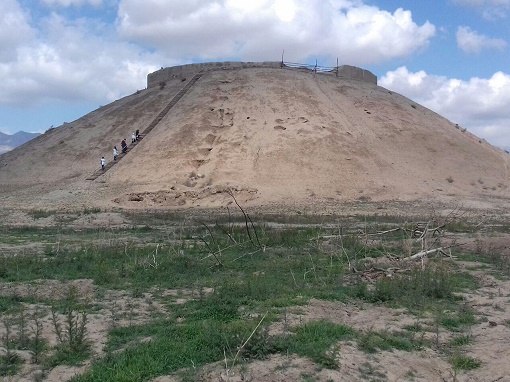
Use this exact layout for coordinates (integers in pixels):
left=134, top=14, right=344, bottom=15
left=358, top=330, right=422, bottom=353
left=404, top=322, right=423, bottom=332
left=450, top=334, right=473, bottom=347
left=439, top=304, right=476, bottom=330
left=451, top=356, right=481, bottom=370
left=47, top=287, right=90, bottom=366
left=367, top=265, right=456, bottom=306
left=474, top=249, right=510, bottom=276
left=29, top=209, right=55, bottom=219
left=0, top=352, right=23, bottom=376
left=236, top=326, right=277, bottom=361
left=284, top=321, right=355, bottom=369
left=82, top=207, right=101, bottom=215
left=0, top=295, right=24, bottom=313
left=358, top=361, right=387, bottom=381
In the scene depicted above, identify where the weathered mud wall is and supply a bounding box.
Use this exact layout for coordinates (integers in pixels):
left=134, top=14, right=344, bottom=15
left=147, top=61, right=377, bottom=88
left=336, top=65, right=377, bottom=84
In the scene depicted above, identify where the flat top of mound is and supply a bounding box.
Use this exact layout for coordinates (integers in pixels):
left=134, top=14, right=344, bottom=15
left=1, top=65, right=509, bottom=214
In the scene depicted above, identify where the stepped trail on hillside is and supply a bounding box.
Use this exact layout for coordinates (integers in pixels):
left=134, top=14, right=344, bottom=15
left=85, top=72, right=204, bottom=180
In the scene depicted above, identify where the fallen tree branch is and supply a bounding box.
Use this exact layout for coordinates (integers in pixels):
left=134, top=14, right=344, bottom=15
left=404, top=243, right=467, bottom=261
left=231, top=247, right=265, bottom=262
left=370, top=228, right=406, bottom=235
left=404, top=247, right=448, bottom=261
left=312, top=227, right=411, bottom=241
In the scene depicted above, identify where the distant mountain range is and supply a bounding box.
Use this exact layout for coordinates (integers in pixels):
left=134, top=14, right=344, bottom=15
left=0, top=131, right=41, bottom=154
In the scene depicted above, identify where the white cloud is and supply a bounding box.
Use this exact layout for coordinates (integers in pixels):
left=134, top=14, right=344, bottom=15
left=380, top=67, right=510, bottom=147
left=454, top=0, right=510, bottom=19
left=0, top=145, right=14, bottom=154
left=117, top=0, right=436, bottom=65
left=457, top=26, right=507, bottom=53
left=0, top=0, right=437, bottom=111
left=454, top=0, right=510, bottom=6
left=0, top=0, right=34, bottom=61
left=42, top=0, right=103, bottom=7
left=0, top=11, right=162, bottom=107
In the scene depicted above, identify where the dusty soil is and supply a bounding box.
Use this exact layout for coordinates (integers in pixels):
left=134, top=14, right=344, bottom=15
left=0, top=65, right=509, bottom=213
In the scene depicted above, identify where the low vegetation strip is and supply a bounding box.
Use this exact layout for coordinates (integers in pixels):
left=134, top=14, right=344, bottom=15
left=1, top=209, right=502, bottom=381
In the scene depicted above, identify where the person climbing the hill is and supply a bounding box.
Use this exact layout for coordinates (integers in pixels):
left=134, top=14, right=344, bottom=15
left=101, top=156, right=106, bottom=171
left=121, top=139, right=127, bottom=153
left=113, top=146, right=118, bottom=160
left=131, top=132, right=136, bottom=143
left=135, top=129, right=140, bottom=141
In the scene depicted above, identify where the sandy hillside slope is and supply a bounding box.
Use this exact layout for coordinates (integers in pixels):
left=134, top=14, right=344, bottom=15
left=1, top=64, right=509, bottom=211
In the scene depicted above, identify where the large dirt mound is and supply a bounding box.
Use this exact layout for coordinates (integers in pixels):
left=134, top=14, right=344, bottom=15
left=1, top=64, right=509, bottom=211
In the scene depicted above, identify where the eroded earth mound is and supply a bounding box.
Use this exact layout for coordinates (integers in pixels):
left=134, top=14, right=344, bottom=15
left=1, top=63, right=509, bottom=212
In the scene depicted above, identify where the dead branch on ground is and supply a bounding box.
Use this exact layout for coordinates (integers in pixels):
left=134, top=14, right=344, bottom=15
left=404, top=243, right=467, bottom=261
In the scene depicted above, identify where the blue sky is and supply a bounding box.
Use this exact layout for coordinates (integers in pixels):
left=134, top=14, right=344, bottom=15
left=1, top=0, right=509, bottom=148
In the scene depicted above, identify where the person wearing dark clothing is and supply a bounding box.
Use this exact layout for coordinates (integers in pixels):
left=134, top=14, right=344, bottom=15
left=121, top=139, right=127, bottom=153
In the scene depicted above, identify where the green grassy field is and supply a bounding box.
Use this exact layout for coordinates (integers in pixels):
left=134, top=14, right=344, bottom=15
left=1, top=208, right=507, bottom=381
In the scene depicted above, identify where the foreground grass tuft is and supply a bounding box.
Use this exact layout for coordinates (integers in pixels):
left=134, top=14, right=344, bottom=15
left=451, top=355, right=481, bottom=370
left=358, top=329, right=424, bottom=353
left=284, top=321, right=355, bottom=368
left=0, top=352, right=23, bottom=376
